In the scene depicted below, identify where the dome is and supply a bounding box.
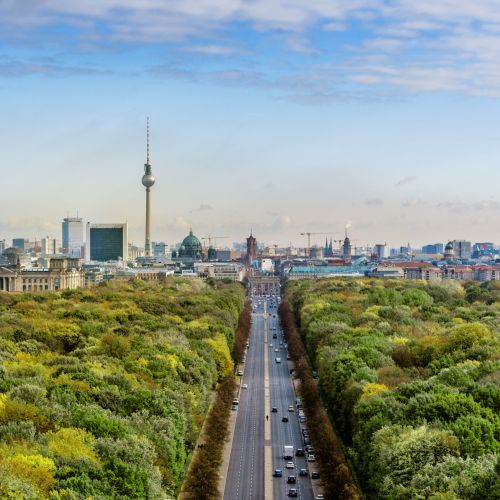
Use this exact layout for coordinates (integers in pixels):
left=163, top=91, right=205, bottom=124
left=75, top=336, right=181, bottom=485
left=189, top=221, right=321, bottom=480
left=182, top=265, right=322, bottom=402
left=182, top=229, right=201, bottom=248
left=445, top=242, right=453, bottom=251
left=178, top=229, right=203, bottom=260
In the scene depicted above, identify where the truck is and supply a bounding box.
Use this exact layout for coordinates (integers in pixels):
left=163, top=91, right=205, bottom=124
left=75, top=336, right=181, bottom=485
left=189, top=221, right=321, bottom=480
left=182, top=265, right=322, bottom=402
left=283, top=445, right=294, bottom=459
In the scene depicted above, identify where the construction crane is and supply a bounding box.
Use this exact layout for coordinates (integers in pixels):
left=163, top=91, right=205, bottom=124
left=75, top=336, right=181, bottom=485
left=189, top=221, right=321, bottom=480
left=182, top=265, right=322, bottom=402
left=300, top=232, right=337, bottom=257
left=201, top=235, right=228, bottom=248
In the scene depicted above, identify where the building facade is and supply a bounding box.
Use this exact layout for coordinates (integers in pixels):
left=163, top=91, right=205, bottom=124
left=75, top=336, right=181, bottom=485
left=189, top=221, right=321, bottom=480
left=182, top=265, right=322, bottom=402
left=246, top=232, right=257, bottom=265
left=0, top=257, right=85, bottom=292
left=62, top=217, right=84, bottom=258
left=86, top=223, right=128, bottom=262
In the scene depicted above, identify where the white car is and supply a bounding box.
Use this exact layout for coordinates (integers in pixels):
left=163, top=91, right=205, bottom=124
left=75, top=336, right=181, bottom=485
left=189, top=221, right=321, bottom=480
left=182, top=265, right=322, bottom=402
left=286, top=461, right=294, bottom=469
left=274, top=348, right=279, bottom=352
left=242, top=384, right=248, bottom=389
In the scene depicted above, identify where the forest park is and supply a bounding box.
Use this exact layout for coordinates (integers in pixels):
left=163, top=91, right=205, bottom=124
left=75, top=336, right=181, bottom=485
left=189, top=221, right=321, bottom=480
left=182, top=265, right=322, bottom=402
left=0, top=278, right=245, bottom=499
left=284, top=278, right=499, bottom=499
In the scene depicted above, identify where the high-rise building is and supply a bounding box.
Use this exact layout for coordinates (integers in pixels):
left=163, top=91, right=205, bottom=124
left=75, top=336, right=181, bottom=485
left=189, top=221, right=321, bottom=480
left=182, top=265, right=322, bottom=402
left=86, top=223, right=128, bottom=262
left=422, top=243, right=444, bottom=254
left=12, top=238, right=28, bottom=251
left=373, top=244, right=387, bottom=260
left=141, top=118, right=155, bottom=257
left=451, top=240, right=472, bottom=260
left=246, top=232, right=257, bottom=265
left=0, top=239, right=5, bottom=254
left=62, top=217, right=84, bottom=258
left=41, top=237, right=59, bottom=257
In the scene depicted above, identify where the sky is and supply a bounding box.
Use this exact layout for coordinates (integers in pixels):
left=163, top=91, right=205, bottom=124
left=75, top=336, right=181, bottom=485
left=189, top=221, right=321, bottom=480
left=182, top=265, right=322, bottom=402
left=1, top=1, right=500, bottom=249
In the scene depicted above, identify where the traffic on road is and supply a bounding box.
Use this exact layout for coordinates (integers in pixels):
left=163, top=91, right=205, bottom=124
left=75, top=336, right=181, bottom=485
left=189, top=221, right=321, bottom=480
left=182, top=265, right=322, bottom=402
left=223, top=293, right=321, bottom=500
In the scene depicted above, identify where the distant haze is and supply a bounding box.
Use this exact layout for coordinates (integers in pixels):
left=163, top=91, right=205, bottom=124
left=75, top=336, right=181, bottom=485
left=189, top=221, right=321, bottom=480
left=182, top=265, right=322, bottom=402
left=1, top=2, right=500, bottom=248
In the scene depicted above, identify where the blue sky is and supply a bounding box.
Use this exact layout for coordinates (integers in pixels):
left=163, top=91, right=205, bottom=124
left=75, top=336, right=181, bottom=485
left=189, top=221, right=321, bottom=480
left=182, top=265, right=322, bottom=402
left=1, top=1, right=500, bottom=249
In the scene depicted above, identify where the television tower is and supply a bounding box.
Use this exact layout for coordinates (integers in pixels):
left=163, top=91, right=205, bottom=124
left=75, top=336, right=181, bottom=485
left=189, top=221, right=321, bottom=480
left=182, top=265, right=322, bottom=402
left=141, top=118, right=155, bottom=257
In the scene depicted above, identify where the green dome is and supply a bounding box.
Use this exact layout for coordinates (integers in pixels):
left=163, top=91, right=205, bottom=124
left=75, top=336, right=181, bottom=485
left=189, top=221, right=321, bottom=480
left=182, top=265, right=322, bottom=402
left=179, top=228, right=203, bottom=260
left=182, top=229, right=201, bottom=249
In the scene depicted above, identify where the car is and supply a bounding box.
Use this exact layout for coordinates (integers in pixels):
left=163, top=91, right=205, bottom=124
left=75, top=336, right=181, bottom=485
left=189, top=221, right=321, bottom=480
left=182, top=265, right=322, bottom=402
left=287, top=355, right=291, bottom=360
left=282, top=416, right=289, bottom=422
left=274, top=348, right=279, bottom=352
left=304, top=438, right=311, bottom=446
left=273, top=469, right=283, bottom=477
left=287, top=475, right=296, bottom=484
left=269, top=343, right=273, bottom=347
left=271, top=407, right=278, bottom=413
left=237, top=370, right=244, bottom=376
left=279, top=341, right=283, bottom=346
left=295, top=448, right=305, bottom=457
left=242, top=384, right=248, bottom=389
left=232, top=399, right=239, bottom=405
left=306, top=446, right=314, bottom=454
left=307, top=454, right=316, bottom=462
left=286, top=461, right=294, bottom=469
left=288, top=488, right=298, bottom=497
left=299, top=468, right=308, bottom=477
left=273, top=333, right=277, bottom=339
left=311, top=471, right=320, bottom=479
left=231, top=404, right=237, bottom=411
left=316, top=495, right=325, bottom=500
left=288, top=405, right=295, bottom=412
left=299, top=416, right=307, bottom=423
left=302, top=428, right=308, bottom=435
left=275, top=358, right=281, bottom=363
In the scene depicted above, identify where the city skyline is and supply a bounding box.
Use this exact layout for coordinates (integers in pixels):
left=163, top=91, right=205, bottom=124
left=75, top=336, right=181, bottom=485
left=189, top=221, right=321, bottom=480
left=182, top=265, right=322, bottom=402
left=2, top=2, right=500, bottom=246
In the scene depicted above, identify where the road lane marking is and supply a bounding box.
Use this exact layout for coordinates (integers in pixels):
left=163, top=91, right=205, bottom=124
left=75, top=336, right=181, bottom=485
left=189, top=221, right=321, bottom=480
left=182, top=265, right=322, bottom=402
left=264, top=313, right=274, bottom=500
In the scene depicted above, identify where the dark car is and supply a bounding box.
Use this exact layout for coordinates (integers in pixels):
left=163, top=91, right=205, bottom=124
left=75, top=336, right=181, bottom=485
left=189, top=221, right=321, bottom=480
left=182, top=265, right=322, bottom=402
left=273, top=333, right=277, bottom=338
left=271, top=407, right=278, bottom=413
left=295, top=448, right=305, bottom=457
left=282, top=416, right=289, bottom=422
left=304, top=438, right=311, bottom=446
left=288, top=488, right=298, bottom=497
left=287, top=475, right=296, bottom=484
left=311, top=471, right=320, bottom=479
left=273, top=469, right=283, bottom=477
left=299, top=468, right=308, bottom=477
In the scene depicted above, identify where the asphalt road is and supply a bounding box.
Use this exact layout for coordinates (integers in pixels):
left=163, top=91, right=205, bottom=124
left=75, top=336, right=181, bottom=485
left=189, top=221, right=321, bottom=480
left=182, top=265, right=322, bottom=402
left=223, top=295, right=315, bottom=500
left=223, top=310, right=265, bottom=500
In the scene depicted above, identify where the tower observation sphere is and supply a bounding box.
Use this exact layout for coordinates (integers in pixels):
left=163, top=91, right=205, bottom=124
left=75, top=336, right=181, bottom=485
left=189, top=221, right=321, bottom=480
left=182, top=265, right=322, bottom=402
left=142, top=173, right=155, bottom=188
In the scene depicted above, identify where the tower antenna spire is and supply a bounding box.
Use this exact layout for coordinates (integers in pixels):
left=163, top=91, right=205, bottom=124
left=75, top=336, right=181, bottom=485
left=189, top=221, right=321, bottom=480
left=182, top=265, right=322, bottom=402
left=146, top=116, right=150, bottom=165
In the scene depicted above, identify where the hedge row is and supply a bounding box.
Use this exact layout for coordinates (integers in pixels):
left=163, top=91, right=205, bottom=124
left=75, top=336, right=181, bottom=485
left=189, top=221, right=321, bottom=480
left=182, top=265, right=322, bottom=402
left=279, top=300, right=362, bottom=500
left=182, top=301, right=251, bottom=498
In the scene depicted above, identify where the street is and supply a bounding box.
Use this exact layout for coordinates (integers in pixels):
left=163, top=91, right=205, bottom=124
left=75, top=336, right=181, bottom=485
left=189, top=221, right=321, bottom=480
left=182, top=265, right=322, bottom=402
left=223, top=295, right=315, bottom=500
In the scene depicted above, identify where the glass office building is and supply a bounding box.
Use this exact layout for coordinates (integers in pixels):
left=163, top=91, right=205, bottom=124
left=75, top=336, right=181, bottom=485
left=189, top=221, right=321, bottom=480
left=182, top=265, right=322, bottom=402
left=62, top=217, right=84, bottom=258
left=86, top=223, right=128, bottom=262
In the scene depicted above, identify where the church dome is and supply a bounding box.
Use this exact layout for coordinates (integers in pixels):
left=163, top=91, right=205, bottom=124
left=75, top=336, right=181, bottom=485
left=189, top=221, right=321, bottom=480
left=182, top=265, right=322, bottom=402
left=445, top=242, right=453, bottom=251
left=179, top=228, right=202, bottom=259
left=182, top=229, right=201, bottom=249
